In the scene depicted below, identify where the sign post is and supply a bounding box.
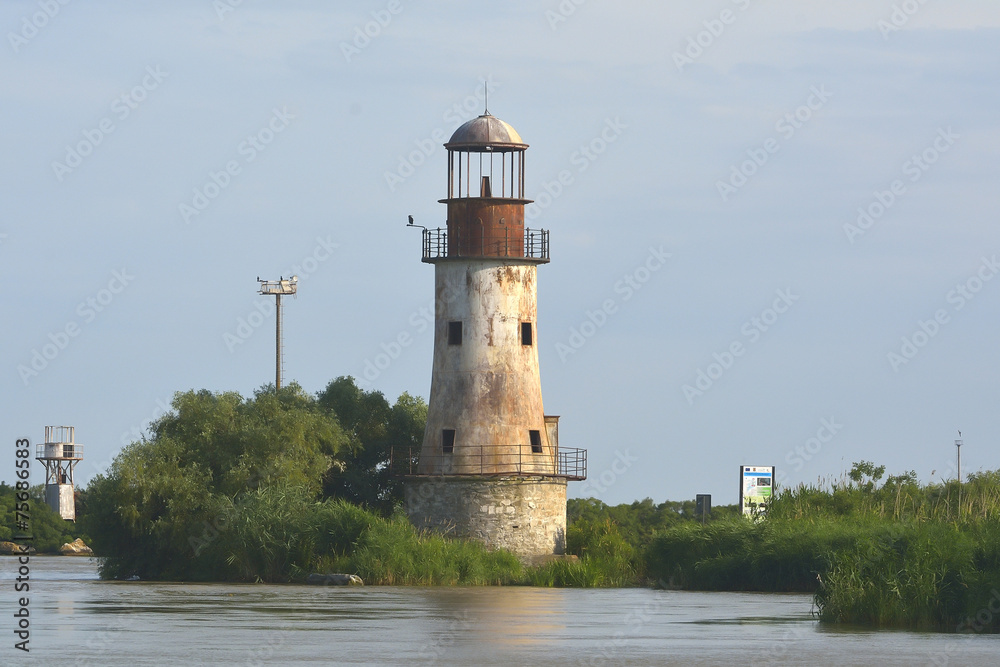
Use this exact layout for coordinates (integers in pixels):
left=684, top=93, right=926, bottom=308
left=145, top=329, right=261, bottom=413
left=740, top=465, right=775, bottom=518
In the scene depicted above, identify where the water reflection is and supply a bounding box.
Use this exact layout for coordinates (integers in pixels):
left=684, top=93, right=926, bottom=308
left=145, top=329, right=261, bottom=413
left=419, top=586, right=569, bottom=652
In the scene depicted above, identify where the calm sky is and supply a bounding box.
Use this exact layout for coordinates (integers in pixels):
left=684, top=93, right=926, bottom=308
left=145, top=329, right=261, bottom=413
left=3, top=1, right=999, bottom=505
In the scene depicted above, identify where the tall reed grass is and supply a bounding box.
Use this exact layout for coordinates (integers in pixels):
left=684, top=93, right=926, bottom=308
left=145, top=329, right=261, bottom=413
left=644, top=467, right=1000, bottom=632
left=206, top=485, right=640, bottom=587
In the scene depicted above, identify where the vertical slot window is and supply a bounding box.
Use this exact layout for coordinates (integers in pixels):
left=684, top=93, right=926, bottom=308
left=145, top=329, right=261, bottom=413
left=442, top=429, right=456, bottom=454
left=448, top=321, right=463, bottom=346
left=529, top=429, right=542, bottom=454
left=521, top=322, right=533, bottom=346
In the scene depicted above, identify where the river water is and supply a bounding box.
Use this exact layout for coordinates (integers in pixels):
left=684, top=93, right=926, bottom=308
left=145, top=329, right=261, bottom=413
left=4, top=557, right=998, bottom=665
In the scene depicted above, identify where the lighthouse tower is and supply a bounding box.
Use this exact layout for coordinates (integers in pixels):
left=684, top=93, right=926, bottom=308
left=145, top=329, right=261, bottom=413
left=401, top=109, right=586, bottom=558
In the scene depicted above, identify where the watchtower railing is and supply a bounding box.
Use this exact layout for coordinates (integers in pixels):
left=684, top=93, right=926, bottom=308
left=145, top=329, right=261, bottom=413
left=36, top=443, right=83, bottom=460
left=421, top=227, right=549, bottom=261
left=390, top=445, right=586, bottom=481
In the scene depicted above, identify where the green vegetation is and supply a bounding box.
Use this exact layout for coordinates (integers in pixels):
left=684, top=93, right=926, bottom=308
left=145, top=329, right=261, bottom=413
left=78, top=378, right=1000, bottom=633
left=317, top=377, right=425, bottom=515
left=543, top=463, right=1000, bottom=633
left=204, top=487, right=525, bottom=585
left=644, top=462, right=1000, bottom=632
left=560, top=497, right=740, bottom=587
left=82, top=379, right=425, bottom=580
left=0, top=483, right=86, bottom=552
left=344, top=512, right=523, bottom=585
left=80, top=376, right=709, bottom=587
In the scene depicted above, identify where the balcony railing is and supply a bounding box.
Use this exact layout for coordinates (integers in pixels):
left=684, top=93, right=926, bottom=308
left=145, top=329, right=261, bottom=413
left=36, top=443, right=83, bottom=460
left=422, top=227, right=448, bottom=258
left=390, top=445, right=586, bottom=481
left=421, top=227, right=549, bottom=261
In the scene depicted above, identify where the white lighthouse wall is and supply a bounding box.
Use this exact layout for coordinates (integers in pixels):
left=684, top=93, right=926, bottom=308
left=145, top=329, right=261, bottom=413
left=419, top=259, right=555, bottom=475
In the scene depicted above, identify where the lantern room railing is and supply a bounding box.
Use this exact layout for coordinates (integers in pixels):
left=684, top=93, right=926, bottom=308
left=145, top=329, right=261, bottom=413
left=421, top=227, right=549, bottom=261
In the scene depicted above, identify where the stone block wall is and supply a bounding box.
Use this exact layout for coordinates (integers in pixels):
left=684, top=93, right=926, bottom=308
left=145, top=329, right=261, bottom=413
left=404, top=476, right=567, bottom=558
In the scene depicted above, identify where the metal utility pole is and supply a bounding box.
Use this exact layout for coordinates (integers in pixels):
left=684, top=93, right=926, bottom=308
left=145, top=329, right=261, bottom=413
left=956, top=431, right=963, bottom=484
left=956, top=431, right=964, bottom=520
left=257, top=276, right=298, bottom=390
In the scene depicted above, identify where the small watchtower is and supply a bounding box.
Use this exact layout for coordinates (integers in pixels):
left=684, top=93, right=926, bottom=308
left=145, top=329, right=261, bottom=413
left=36, top=426, right=83, bottom=521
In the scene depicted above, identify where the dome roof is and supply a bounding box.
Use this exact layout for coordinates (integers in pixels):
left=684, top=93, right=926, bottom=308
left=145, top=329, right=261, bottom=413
left=445, top=113, right=527, bottom=151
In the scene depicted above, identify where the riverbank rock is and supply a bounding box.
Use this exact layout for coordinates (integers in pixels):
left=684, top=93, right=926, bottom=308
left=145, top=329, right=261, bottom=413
left=58, top=538, right=94, bottom=556
left=306, top=573, right=364, bottom=586
left=0, top=541, right=29, bottom=555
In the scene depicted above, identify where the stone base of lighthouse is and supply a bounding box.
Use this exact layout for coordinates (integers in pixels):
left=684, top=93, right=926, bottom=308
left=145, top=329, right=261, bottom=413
left=404, top=476, right=567, bottom=558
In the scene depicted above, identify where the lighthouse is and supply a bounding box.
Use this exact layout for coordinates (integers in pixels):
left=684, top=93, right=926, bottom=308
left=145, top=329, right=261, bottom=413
left=400, top=108, right=586, bottom=559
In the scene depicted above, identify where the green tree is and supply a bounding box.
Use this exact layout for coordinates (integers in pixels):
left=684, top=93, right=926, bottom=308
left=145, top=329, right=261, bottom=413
left=317, top=376, right=426, bottom=514
left=150, top=384, right=345, bottom=496
left=83, top=383, right=349, bottom=579
left=848, top=460, right=886, bottom=491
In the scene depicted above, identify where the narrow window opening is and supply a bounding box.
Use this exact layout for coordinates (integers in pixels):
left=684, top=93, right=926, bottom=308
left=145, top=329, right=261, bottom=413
left=448, top=321, right=463, bottom=346
left=442, top=429, right=456, bottom=454
left=529, top=429, right=542, bottom=454
left=521, top=322, right=533, bottom=346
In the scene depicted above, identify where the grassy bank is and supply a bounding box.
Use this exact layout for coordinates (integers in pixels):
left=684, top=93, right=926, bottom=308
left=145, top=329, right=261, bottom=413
left=90, top=485, right=636, bottom=587
left=816, top=519, right=1000, bottom=631
left=644, top=465, right=1000, bottom=632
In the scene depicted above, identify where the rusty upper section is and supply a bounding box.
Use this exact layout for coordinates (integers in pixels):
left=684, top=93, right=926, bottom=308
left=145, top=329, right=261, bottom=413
left=445, top=113, right=528, bottom=152
left=445, top=199, right=525, bottom=257
left=430, top=109, right=546, bottom=259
